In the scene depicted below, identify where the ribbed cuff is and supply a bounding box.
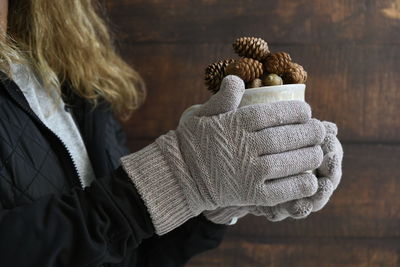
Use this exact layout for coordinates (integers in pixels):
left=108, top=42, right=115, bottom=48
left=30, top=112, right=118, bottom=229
left=120, top=142, right=195, bottom=235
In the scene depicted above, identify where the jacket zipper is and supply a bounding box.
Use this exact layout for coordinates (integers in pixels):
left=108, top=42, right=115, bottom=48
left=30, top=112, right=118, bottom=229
left=53, top=132, right=85, bottom=189
left=8, top=90, right=83, bottom=189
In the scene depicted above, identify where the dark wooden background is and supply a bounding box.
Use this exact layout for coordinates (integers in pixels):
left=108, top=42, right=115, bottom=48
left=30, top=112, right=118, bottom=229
left=105, top=0, right=400, bottom=266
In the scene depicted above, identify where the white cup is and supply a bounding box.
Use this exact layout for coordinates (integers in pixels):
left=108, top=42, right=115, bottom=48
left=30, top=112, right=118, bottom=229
left=179, top=84, right=306, bottom=125
left=238, top=84, right=306, bottom=108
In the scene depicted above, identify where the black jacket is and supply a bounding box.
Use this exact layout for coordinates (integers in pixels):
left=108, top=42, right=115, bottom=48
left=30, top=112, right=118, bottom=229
left=0, top=72, right=226, bottom=267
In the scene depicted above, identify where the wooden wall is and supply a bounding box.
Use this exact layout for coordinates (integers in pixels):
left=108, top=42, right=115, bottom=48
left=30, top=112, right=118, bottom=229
left=106, top=0, right=400, bottom=266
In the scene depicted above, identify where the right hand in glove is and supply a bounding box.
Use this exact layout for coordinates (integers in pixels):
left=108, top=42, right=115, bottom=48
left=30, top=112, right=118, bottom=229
left=120, top=75, right=325, bottom=235
left=204, top=121, right=343, bottom=224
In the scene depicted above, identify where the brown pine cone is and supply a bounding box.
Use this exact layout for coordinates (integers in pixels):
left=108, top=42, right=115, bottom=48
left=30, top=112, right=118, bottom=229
left=264, top=52, right=292, bottom=75
left=233, top=37, right=270, bottom=61
left=225, top=58, right=263, bottom=82
left=282, top=62, right=307, bottom=84
left=205, top=59, right=235, bottom=93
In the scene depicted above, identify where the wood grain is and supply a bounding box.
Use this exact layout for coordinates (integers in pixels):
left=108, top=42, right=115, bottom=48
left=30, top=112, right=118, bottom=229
left=186, top=238, right=400, bottom=267
left=106, top=0, right=400, bottom=45
left=120, top=43, right=400, bottom=143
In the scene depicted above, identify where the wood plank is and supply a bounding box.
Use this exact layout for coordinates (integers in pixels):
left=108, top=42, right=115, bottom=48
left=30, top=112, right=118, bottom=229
left=106, top=0, right=400, bottom=44
left=120, top=43, right=400, bottom=142
left=127, top=143, right=400, bottom=238
left=186, top=238, right=400, bottom=267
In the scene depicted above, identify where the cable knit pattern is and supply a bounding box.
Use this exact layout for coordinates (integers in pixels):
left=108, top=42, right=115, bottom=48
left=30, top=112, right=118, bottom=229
left=205, top=121, right=343, bottom=224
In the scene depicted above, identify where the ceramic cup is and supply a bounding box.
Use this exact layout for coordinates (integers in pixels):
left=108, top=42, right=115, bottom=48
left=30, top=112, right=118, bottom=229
left=179, top=84, right=306, bottom=125
left=238, top=83, right=305, bottom=107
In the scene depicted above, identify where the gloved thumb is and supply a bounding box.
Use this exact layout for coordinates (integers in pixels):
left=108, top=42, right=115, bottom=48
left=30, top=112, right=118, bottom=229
left=194, top=75, right=245, bottom=117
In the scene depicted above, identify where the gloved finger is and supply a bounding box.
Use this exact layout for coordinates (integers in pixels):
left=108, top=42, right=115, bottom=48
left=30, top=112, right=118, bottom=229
left=322, top=121, right=338, bottom=136
left=236, top=100, right=311, bottom=132
left=251, top=205, right=285, bottom=221
left=321, top=134, right=343, bottom=156
left=260, top=173, right=318, bottom=206
left=257, top=145, right=323, bottom=180
left=318, top=152, right=343, bottom=189
left=253, top=177, right=334, bottom=219
left=276, top=177, right=334, bottom=217
left=307, top=177, right=334, bottom=211
left=257, top=198, right=313, bottom=221
left=252, top=199, right=312, bottom=221
left=282, top=198, right=314, bottom=219
left=194, top=75, right=245, bottom=117
left=178, top=104, right=202, bottom=125
left=252, top=119, right=325, bottom=155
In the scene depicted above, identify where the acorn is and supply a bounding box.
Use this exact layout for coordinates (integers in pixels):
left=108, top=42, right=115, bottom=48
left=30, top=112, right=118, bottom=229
left=263, top=74, right=283, bottom=86
left=248, top=78, right=263, bottom=88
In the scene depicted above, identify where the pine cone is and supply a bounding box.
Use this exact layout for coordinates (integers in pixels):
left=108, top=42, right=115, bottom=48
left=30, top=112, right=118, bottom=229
left=282, top=62, right=307, bottom=84
left=264, top=52, right=292, bottom=75
left=233, top=37, right=270, bottom=61
left=225, top=58, right=263, bottom=82
left=205, top=59, right=235, bottom=93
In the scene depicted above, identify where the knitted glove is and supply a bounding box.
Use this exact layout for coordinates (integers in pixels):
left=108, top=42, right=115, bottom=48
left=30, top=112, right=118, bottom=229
left=121, top=75, right=325, bottom=235
left=204, top=122, right=343, bottom=224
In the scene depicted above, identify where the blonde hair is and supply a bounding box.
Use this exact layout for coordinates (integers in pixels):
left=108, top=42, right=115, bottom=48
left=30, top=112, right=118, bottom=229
left=3, top=0, right=146, bottom=120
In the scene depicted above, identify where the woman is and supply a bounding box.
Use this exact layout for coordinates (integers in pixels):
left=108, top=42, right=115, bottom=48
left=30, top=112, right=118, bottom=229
left=0, top=1, right=343, bottom=266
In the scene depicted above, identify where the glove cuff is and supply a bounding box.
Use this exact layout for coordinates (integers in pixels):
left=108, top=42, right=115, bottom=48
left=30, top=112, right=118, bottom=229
left=120, top=136, right=195, bottom=235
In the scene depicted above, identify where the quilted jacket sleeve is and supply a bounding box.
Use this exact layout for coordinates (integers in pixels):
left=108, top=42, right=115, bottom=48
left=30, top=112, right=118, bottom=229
left=136, top=215, right=227, bottom=267
left=0, top=166, right=155, bottom=267
left=112, top=116, right=228, bottom=266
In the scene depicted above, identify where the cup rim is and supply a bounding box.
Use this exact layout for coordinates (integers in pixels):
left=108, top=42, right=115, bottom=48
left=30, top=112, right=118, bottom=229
left=244, top=83, right=306, bottom=93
